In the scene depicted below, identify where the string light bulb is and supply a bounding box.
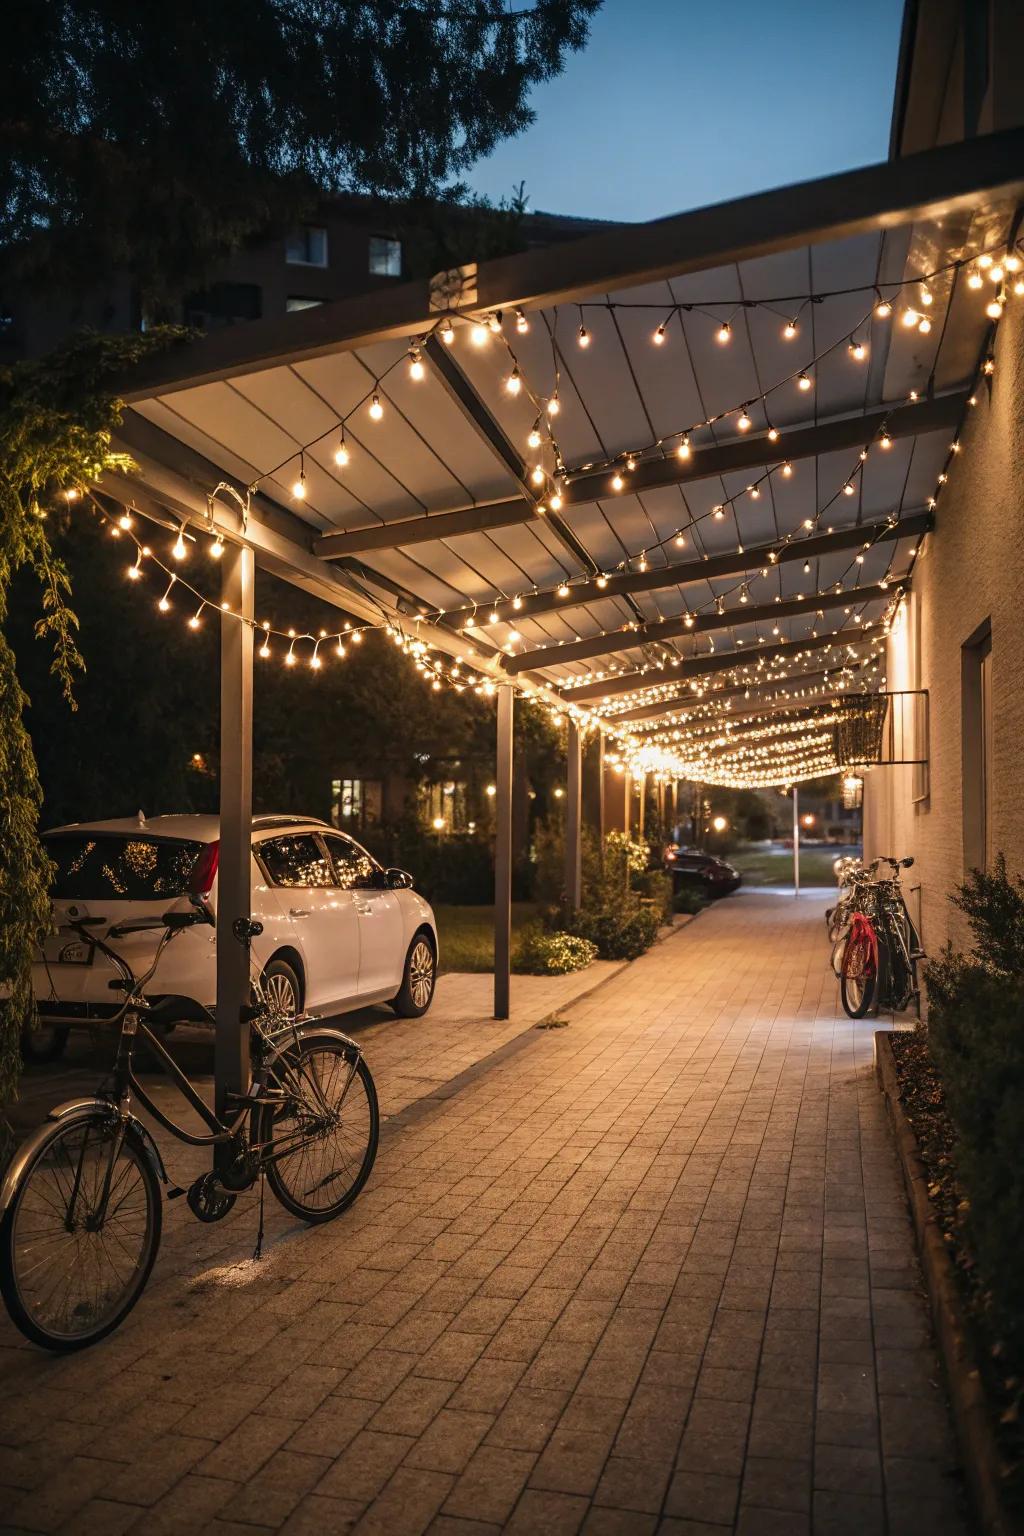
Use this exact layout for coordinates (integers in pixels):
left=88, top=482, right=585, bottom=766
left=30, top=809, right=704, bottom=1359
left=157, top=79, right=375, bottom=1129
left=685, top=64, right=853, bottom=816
left=677, top=436, right=691, bottom=460
left=783, top=319, right=798, bottom=340
left=797, top=372, right=812, bottom=391
left=781, top=460, right=793, bottom=477
left=515, top=309, right=529, bottom=334
left=334, top=434, right=350, bottom=468
left=986, top=296, right=1003, bottom=320
left=967, top=267, right=983, bottom=290
left=716, top=321, right=732, bottom=345
left=876, top=296, right=893, bottom=318
left=653, top=323, right=667, bottom=345
left=408, top=347, right=425, bottom=381
left=530, top=465, right=545, bottom=486
left=577, top=323, right=590, bottom=348
left=737, top=408, right=752, bottom=432
left=470, top=321, right=488, bottom=346
left=528, top=424, right=542, bottom=449
left=440, top=318, right=456, bottom=345
left=172, top=528, right=188, bottom=561
left=849, top=339, right=867, bottom=361
left=118, top=511, right=133, bottom=531
left=369, top=393, right=384, bottom=421
left=210, top=536, right=224, bottom=559
left=547, top=395, right=560, bottom=417
left=505, top=365, right=522, bottom=396
left=610, top=472, right=624, bottom=492
left=557, top=581, right=570, bottom=598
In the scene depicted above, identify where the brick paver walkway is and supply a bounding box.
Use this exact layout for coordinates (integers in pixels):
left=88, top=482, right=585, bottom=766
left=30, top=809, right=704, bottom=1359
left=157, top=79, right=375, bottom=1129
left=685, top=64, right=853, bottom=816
left=0, top=893, right=969, bottom=1536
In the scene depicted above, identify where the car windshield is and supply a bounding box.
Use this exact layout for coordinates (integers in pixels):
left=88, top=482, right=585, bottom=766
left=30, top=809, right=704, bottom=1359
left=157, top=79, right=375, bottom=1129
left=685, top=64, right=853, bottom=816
left=46, top=834, right=205, bottom=901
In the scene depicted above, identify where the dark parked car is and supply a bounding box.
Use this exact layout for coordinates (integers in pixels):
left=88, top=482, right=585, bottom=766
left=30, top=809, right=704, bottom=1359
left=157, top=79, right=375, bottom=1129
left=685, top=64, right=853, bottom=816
left=663, top=845, right=742, bottom=898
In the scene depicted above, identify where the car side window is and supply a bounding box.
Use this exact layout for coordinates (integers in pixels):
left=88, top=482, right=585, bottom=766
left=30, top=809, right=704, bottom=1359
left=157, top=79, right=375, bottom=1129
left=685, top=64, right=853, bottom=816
left=321, top=833, right=377, bottom=890
left=259, top=834, right=333, bottom=888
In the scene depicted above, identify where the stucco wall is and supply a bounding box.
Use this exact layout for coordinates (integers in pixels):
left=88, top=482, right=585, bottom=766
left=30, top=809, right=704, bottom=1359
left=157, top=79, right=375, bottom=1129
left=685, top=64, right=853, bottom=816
left=863, top=297, right=1024, bottom=958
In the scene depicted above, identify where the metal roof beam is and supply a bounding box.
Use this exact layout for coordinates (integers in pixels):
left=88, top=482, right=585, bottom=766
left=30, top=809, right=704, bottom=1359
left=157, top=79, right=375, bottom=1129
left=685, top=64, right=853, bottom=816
left=503, top=582, right=896, bottom=675
left=422, top=332, right=606, bottom=585
left=444, top=511, right=933, bottom=626
left=560, top=394, right=963, bottom=509
left=119, top=126, right=1024, bottom=401
left=315, top=497, right=534, bottom=557
left=563, top=628, right=886, bottom=703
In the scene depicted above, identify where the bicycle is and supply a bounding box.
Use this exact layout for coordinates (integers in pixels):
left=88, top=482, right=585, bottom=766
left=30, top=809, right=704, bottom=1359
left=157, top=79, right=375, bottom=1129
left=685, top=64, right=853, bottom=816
left=0, top=903, right=378, bottom=1351
left=835, top=855, right=924, bottom=1019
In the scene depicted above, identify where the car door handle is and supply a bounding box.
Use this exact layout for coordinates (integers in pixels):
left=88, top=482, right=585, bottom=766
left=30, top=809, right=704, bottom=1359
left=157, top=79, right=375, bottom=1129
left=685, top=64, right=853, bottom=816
left=289, top=907, right=310, bottom=918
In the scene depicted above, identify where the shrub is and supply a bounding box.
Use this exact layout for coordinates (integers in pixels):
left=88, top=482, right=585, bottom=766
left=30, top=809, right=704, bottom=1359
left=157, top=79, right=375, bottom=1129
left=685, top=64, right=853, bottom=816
left=569, top=900, right=659, bottom=961
left=515, top=927, right=597, bottom=975
left=924, top=855, right=1024, bottom=1356
left=634, top=868, right=673, bottom=923
left=673, top=886, right=708, bottom=915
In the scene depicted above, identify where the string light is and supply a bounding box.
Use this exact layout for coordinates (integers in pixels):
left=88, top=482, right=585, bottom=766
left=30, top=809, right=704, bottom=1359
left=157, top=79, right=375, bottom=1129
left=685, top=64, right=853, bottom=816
left=528, top=423, right=542, bottom=449
left=334, top=433, right=350, bottom=468
left=408, top=347, right=425, bottom=381
left=505, top=365, right=522, bottom=396
left=577, top=322, right=590, bottom=348
left=716, top=321, right=732, bottom=345
left=471, top=321, right=489, bottom=346
left=369, top=393, right=384, bottom=421
left=210, top=536, right=225, bottom=559
left=783, top=319, right=798, bottom=340
left=515, top=309, right=529, bottom=334
left=677, top=435, right=691, bottom=460
left=797, top=372, right=812, bottom=391
left=737, top=409, right=752, bottom=432
left=440, top=318, right=456, bottom=345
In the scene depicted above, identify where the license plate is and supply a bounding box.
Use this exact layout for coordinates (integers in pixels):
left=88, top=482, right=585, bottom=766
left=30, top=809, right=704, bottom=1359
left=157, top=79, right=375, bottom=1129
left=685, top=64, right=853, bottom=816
left=58, top=940, right=92, bottom=965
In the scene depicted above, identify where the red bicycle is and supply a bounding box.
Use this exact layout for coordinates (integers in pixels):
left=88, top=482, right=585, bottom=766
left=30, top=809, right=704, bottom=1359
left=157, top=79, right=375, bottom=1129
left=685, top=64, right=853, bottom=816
left=835, top=856, right=922, bottom=1019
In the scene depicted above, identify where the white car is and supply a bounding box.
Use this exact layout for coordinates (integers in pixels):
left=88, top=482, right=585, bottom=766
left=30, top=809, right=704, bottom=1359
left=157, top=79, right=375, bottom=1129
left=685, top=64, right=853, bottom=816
left=25, top=814, right=439, bottom=1062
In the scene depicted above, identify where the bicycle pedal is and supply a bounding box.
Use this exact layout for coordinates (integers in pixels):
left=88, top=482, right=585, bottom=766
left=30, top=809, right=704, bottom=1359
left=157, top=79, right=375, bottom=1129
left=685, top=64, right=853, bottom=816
left=165, top=1185, right=187, bottom=1200
left=186, top=1172, right=238, bottom=1224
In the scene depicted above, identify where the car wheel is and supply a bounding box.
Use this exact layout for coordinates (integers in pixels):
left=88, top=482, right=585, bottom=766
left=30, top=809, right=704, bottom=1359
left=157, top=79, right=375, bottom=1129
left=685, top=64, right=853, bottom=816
left=392, top=935, right=436, bottom=1019
left=261, top=958, right=302, bottom=1020
left=20, top=1016, right=70, bottom=1065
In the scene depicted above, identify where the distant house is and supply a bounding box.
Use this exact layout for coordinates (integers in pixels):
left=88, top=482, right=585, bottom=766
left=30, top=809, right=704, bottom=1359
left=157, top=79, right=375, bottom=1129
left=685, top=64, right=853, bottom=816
left=0, top=194, right=614, bottom=360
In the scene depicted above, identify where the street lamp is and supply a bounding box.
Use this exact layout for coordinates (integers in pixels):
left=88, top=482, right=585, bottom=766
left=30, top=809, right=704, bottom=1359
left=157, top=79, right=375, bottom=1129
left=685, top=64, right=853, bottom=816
left=711, top=815, right=728, bottom=833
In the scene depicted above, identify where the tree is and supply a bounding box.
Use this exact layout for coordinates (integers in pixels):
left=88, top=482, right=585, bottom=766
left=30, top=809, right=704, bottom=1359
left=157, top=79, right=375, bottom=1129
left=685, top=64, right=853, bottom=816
left=2, top=1, right=601, bottom=302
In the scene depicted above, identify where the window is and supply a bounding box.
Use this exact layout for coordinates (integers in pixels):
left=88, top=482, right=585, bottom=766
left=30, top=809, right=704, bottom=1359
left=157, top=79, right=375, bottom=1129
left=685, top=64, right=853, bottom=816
left=369, top=236, right=402, bottom=278
left=286, top=296, right=324, bottom=313
left=330, top=778, right=382, bottom=828
left=962, top=621, right=993, bottom=873
left=321, top=833, right=377, bottom=890
left=419, top=780, right=468, bottom=832
left=45, top=834, right=204, bottom=900
left=260, top=834, right=333, bottom=888
left=286, top=225, right=328, bottom=267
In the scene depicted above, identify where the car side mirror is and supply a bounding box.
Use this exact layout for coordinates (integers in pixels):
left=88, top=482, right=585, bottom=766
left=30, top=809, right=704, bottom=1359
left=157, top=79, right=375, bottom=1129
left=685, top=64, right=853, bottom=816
left=354, top=867, right=389, bottom=891
left=386, top=867, right=413, bottom=890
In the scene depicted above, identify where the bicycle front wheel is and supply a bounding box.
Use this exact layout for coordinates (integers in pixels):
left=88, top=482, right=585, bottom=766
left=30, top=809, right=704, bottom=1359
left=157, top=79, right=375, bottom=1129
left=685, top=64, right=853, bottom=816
left=260, top=1037, right=378, bottom=1223
left=0, top=1115, right=161, bottom=1351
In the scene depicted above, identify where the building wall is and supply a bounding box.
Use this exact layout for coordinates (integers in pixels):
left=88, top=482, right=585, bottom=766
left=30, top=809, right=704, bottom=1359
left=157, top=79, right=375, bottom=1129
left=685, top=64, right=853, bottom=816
left=863, top=296, right=1024, bottom=956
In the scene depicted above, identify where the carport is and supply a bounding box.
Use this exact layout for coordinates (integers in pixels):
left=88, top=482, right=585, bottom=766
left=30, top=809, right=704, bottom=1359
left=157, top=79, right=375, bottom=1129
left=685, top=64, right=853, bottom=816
left=99, top=125, right=1024, bottom=1124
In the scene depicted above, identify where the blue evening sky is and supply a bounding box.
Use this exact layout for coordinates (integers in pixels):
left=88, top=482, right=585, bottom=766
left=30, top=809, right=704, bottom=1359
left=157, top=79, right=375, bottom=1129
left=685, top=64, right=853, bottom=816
left=469, top=0, right=905, bottom=222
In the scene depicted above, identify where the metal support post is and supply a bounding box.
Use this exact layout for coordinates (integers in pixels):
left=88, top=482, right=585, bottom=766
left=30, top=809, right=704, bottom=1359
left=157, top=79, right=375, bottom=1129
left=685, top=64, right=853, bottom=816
left=494, top=685, right=514, bottom=1019
left=215, top=543, right=254, bottom=1146
left=565, top=718, right=583, bottom=911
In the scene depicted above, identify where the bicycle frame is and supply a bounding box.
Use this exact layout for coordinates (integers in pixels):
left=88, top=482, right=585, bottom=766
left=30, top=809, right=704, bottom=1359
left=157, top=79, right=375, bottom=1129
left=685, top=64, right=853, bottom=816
left=57, top=914, right=363, bottom=1220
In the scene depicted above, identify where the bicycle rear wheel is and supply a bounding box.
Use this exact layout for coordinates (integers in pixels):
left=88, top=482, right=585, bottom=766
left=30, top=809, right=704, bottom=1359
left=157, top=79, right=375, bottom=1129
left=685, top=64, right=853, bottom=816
left=840, top=931, right=877, bottom=1018
left=0, top=1115, right=161, bottom=1350
left=260, top=1036, right=378, bottom=1223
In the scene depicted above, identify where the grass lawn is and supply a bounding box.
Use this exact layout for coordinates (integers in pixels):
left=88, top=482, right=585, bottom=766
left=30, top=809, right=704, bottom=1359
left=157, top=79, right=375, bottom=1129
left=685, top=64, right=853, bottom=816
left=730, top=844, right=854, bottom=887
left=434, top=902, right=539, bottom=973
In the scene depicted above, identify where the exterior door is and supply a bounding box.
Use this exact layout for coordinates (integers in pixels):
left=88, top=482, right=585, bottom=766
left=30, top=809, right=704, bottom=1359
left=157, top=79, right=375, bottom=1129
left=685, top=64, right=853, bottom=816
left=258, top=833, right=359, bottom=1010
left=320, top=833, right=405, bottom=998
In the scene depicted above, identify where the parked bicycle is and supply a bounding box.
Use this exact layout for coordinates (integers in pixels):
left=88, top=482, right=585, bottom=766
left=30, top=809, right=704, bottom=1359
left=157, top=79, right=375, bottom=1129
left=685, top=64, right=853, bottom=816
left=0, top=902, right=378, bottom=1351
left=829, top=855, right=924, bottom=1019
